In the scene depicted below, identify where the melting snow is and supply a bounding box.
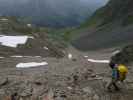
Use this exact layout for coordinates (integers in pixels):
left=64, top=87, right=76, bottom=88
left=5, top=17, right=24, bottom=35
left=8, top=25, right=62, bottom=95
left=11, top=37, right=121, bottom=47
left=16, top=62, right=48, bottom=68
left=11, top=56, right=24, bottom=58
left=84, top=56, right=88, bottom=58
left=0, top=35, right=33, bottom=47
left=43, top=46, right=49, bottom=50
left=88, top=59, right=109, bottom=63
left=68, top=53, right=72, bottom=59
left=112, top=50, right=120, bottom=55
left=67, top=86, right=73, bottom=90
left=11, top=56, right=41, bottom=58
left=27, top=24, right=32, bottom=27
left=0, top=18, right=8, bottom=21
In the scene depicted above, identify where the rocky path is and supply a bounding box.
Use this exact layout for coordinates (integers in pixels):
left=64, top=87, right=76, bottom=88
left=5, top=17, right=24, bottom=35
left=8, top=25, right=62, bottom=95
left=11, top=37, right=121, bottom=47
left=0, top=47, right=133, bottom=100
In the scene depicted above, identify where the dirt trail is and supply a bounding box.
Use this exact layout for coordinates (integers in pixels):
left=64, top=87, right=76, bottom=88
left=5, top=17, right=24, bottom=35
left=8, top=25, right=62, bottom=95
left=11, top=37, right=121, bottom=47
left=0, top=46, right=133, bottom=100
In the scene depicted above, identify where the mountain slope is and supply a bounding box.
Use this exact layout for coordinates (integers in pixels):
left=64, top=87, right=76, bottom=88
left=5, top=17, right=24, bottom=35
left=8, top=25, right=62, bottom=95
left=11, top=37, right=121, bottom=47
left=72, top=0, right=133, bottom=51
left=0, top=17, right=65, bottom=57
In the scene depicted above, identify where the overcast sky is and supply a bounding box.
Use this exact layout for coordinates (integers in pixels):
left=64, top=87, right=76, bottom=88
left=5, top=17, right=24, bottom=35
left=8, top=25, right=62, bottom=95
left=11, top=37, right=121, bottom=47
left=0, top=0, right=109, bottom=27
left=0, top=0, right=109, bottom=4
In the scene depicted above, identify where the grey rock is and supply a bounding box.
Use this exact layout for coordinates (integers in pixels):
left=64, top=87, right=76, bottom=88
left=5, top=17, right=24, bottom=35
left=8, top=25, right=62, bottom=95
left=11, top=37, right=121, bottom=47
left=82, top=86, right=95, bottom=98
left=19, top=86, right=33, bottom=97
left=33, top=76, right=48, bottom=86
left=82, top=87, right=94, bottom=95
left=0, top=89, right=5, bottom=95
left=90, top=74, right=97, bottom=78
left=0, top=77, right=8, bottom=86
left=93, top=94, right=100, bottom=100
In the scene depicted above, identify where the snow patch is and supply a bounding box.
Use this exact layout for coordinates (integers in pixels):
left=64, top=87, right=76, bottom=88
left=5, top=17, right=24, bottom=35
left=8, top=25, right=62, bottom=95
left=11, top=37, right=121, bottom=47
left=0, top=18, right=8, bottom=21
left=88, top=59, right=109, bottom=63
left=112, top=50, right=120, bottom=55
left=43, top=46, right=49, bottom=50
left=0, top=57, right=4, bottom=58
left=27, top=24, right=32, bottom=27
left=11, top=56, right=24, bottom=58
left=16, top=62, right=48, bottom=68
left=11, top=56, right=41, bottom=58
left=84, top=56, right=88, bottom=58
left=67, top=86, right=73, bottom=90
left=0, top=35, right=33, bottom=47
left=68, top=53, right=72, bottom=59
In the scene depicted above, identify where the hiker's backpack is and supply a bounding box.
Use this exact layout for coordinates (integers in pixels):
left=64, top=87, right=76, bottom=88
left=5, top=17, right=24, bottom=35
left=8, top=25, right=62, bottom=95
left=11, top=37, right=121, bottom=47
left=118, top=64, right=128, bottom=81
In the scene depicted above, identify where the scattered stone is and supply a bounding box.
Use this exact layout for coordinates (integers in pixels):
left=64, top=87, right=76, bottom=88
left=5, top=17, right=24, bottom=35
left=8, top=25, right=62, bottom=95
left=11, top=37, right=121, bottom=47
left=34, top=79, right=46, bottom=86
left=94, top=76, right=103, bottom=80
left=126, top=83, right=133, bottom=90
left=19, top=86, right=33, bottom=97
left=4, top=95, right=11, bottom=100
left=0, top=77, right=8, bottom=86
left=67, top=86, right=73, bottom=90
left=82, top=87, right=94, bottom=95
left=46, top=89, right=54, bottom=100
left=54, top=89, right=67, bottom=100
left=72, top=58, right=77, bottom=62
left=93, top=94, right=99, bottom=100
left=0, top=89, right=5, bottom=95
left=33, top=76, right=48, bottom=86
left=90, top=73, right=97, bottom=78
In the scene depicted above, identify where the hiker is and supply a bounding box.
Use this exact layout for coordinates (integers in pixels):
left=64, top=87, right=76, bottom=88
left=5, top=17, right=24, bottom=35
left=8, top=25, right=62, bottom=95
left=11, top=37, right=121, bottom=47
left=107, top=64, right=128, bottom=91
left=109, top=61, right=116, bottom=69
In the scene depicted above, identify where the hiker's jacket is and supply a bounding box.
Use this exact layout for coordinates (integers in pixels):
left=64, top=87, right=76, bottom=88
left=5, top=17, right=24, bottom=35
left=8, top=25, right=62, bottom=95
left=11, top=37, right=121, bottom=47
left=112, top=65, right=127, bottom=81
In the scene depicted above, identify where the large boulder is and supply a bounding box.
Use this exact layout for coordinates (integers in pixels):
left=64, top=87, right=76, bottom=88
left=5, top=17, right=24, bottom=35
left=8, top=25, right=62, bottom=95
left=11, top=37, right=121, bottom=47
left=111, top=44, right=133, bottom=64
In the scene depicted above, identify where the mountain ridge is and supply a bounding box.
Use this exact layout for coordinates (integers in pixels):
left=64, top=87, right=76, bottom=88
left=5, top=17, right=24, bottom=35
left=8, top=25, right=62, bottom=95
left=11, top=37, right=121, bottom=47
left=72, top=0, right=133, bottom=51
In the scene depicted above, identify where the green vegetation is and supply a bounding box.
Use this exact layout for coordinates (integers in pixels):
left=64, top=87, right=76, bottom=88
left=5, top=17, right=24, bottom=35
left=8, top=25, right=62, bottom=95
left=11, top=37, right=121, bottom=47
left=80, top=7, right=105, bottom=28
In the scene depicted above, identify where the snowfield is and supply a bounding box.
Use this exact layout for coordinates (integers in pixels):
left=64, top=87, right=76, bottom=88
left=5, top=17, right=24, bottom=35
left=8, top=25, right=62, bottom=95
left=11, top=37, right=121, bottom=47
left=87, top=59, right=110, bottom=63
left=0, top=35, right=33, bottom=47
left=16, top=62, right=48, bottom=68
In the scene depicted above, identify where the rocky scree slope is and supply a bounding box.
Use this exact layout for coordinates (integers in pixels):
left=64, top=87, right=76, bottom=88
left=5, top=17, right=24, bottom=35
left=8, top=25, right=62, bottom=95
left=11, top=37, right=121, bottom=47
left=72, top=0, right=133, bottom=51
